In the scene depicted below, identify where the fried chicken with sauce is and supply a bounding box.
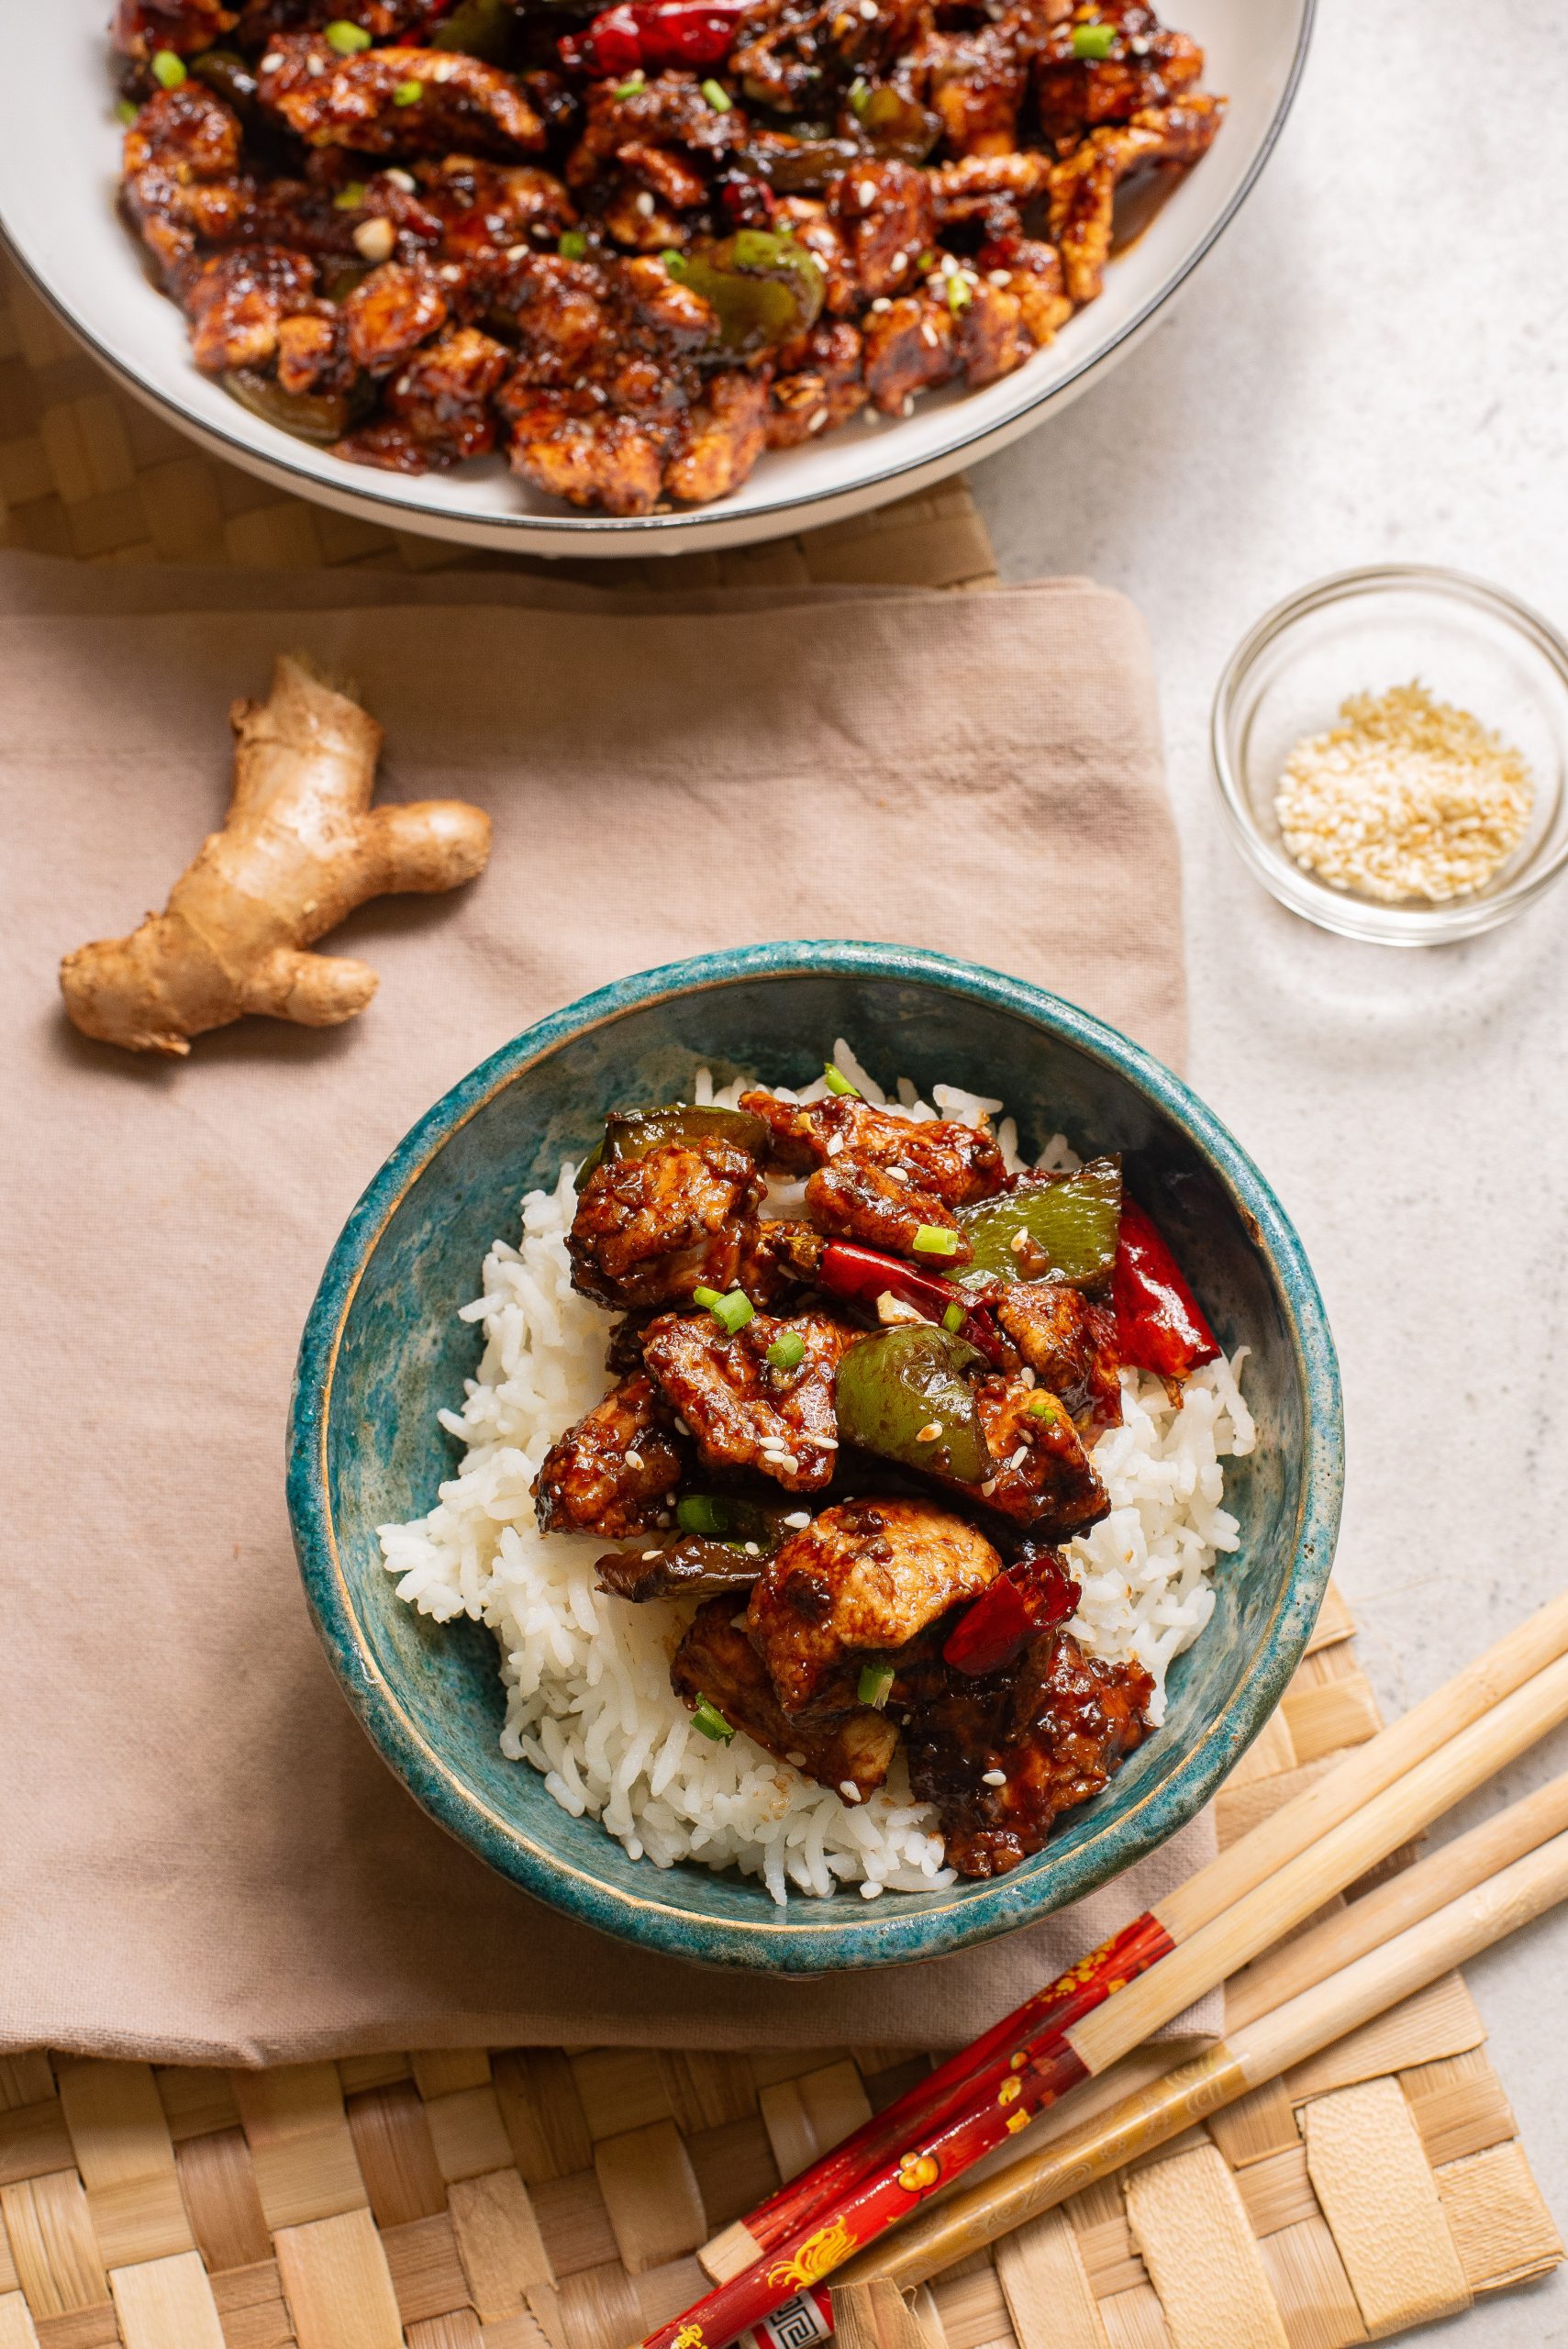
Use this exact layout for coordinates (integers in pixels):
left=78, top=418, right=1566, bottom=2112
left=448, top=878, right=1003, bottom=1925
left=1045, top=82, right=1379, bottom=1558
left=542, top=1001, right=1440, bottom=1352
left=971, top=1376, right=1110, bottom=1534
left=641, top=1308, right=855, bottom=1493
left=1048, top=94, right=1225, bottom=302
left=900, top=1629, right=1152, bottom=1875
left=995, top=1285, right=1122, bottom=1429
left=257, top=34, right=547, bottom=157
left=532, top=1374, right=685, bottom=1539
left=672, top=1597, right=900, bottom=1798
left=740, top=1088, right=1006, bottom=1263
left=569, top=1134, right=767, bottom=1308
left=747, top=1497, right=1001, bottom=1713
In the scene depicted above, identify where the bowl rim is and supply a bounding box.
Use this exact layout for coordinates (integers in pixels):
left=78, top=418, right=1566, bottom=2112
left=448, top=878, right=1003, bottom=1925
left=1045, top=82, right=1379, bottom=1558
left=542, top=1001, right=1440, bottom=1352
left=287, top=941, right=1343, bottom=1972
left=0, top=0, right=1315, bottom=554
left=1209, top=561, right=1568, bottom=945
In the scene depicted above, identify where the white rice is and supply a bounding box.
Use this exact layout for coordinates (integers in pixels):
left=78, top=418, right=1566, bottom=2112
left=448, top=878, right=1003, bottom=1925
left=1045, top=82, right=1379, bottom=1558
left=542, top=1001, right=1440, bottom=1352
left=379, top=1043, right=1255, bottom=1902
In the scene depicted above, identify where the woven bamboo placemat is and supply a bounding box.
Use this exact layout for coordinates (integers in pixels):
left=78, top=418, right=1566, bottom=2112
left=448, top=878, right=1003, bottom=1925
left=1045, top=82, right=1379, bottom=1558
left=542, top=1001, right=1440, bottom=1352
left=0, top=1591, right=1559, bottom=2349
left=4, top=245, right=1562, bottom=2349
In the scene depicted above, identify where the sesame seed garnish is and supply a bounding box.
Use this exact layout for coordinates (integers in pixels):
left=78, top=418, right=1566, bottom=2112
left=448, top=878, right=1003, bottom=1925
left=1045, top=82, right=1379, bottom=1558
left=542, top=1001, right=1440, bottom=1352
left=917, top=1421, right=943, bottom=1443
left=384, top=167, right=416, bottom=192
left=889, top=250, right=907, bottom=272
left=625, top=1448, right=645, bottom=1470
left=641, top=1548, right=662, bottom=1560
left=1009, top=1229, right=1030, bottom=1255
left=744, top=1541, right=762, bottom=1556
left=261, top=51, right=284, bottom=72
left=988, top=268, right=1013, bottom=286
left=1008, top=1444, right=1029, bottom=1470
left=784, top=1510, right=811, bottom=1529
left=840, top=1780, right=862, bottom=1802
left=429, top=55, right=455, bottom=79
left=634, top=190, right=655, bottom=216
left=983, top=1768, right=1006, bottom=1787
left=306, top=54, right=326, bottom=76
left=807, top=408, right=829, bottom=432
left=869, top=296, right=892, bottom=313
left=920, top=322, right=938, bottom=347
left=901, top=395, right=915, bottom=416
left=857, top=180, right=877, bottom=206
left=439, top=262, right=462, bottom=281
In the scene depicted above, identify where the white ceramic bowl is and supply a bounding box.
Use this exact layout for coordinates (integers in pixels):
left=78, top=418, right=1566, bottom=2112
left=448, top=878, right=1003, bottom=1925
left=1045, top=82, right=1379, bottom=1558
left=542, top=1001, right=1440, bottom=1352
left=0, top=0, right=1311, bottom=557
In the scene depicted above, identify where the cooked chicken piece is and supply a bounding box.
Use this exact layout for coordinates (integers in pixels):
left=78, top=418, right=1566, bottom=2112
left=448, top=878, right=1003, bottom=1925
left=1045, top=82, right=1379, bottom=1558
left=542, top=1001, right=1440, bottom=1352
left=275, top=306, right=355, bottom=397
left=995, top=1286, right=1121, bottom=1428
left=569, top=1136, right=766, bottom=1308
left=597, top=1533, right=763, bottom=1603
left=773, top=200, right=860, bottom=317
left=730, top=0, right=924, bottom=112
left=929, top=150, right=1053, bottom=228
left=641, top=1309, right=855, bottom=1493
left=740, top=1089, right=1006, bottom=1261
left=340, top=258, right=450, bottom=374
left=384, top=322, right=511, bottom=459
left=566, top=72, right=745, bottom=194
left=951, top=276, right=1036, bottom=387
left=969, top=1377, right=1109, bottom=1534
left=494, top=252, right=615, bottom=384
left=183, top=244, right=318, bottom=374
left=415, top=157, right=579, bottom=261
left=978, top=236, right=1073, bottom=345
left=619, top=254, right=719, bottom=347
left=665, top=370, right=769, bottom=504
left=900, top=1629, right=1152, bottom=1875
left=602, top=179, right=691, bottom=252
left=121, top=83, right=250, bottom=287
left=747, top=1497, right=1001, bottom=1713
left=734, top=1219, right=826, bottom=1306
left=1049, top=95, right=1225, bottom=301
left=113, top=0, right=236, bottom=57
left=533, top=1375, right=685, bottom=1539
left=862, top=293, right=957, bottom=415
left=619, top=139, right=710, bottom=211
left=672, top=1597, right=899, bottom=1798
left=258, top=35, right=546, bottom=157
left=1035, top=6, right=1205, bottom=142
left=826, top=161, right=935, bottom=302
left=503, top=388, right=668, bottom=517
left=767, top=321, right=867, bottom=448
left=917, top=22, right=1030, bottom=156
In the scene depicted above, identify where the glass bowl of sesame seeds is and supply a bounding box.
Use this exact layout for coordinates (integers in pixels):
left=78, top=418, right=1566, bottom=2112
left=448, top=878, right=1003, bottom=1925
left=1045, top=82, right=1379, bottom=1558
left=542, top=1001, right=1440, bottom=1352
left=1210, top=564, right=1568, bottom=945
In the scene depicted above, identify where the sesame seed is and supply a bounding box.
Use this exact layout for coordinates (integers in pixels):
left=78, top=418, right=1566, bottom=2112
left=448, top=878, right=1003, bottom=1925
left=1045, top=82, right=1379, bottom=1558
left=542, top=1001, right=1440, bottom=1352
left=261, top=51, right=283, bottom=71
left=1020, top=1366, right=1036, bottom=1387
left=901, top=395, right=915, bottom=415
left=674, top=1417, right=692, bottom=1436
left=353, top=217, right=396, bottom=262
left=642, top=1548, right=662, bottom=1560
left=439, top=262, right=462, bottom=281
left=1007, top=1444, right=1029, bottom=1469
left=506, top=241, right=529, bottom=259
left=784, top=1510, right=812, bottom=1528
left=889, top=250, right=907, bottom=271
left=807, top=407, right=829, bottom=432
left=869, top=295, right=892, bottom=313
left=988, top=268, right=1013, bottom=286
left=306, top=53, right=326, bottom=75
left=1009, top=1229, right=1030, bottom=1255
left=625, top=1447, right=645, bottom=1470
left=920, top=322, right=938, bottom=346
left=429, top=55, right=455, bottom=79
left=983, top=1768, right=1007, bottom=1786
left=634, top=190, right=656, bottom=216
left=857, top=181, right=877, bottom=206
left=787, top=1750, right=808, bottom=1765
left=917, top=1421, right=943, bottom=1443
left=384, top=167, right=416, bottom=191
left=840, top=1781, right=862, bottom=1802
left=744, top=1541, right=762, bottom=1556
left=1129, top=32, right=1151, bottom=51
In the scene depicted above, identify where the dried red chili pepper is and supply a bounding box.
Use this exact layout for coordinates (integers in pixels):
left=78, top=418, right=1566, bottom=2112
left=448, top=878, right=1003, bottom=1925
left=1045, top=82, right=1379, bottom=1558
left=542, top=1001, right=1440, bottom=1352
left=1111, top=1197, right=1219, bottom=1383
left=816, top=1240, right=1011, bottom=1368
left=942, top=1548, right=1076, bottom=1676
left=559, top=0, right=752, bottom=77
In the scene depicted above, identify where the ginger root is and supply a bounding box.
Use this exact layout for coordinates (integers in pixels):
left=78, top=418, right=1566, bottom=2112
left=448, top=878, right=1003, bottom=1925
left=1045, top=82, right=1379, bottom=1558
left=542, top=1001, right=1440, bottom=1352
left=60, top=652, right=492, bottom=1057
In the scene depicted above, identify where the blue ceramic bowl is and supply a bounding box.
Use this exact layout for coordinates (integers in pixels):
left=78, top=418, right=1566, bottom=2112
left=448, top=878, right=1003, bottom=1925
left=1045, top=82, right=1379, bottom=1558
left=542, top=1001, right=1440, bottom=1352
left=288, top=942, right=1342, bottom=1974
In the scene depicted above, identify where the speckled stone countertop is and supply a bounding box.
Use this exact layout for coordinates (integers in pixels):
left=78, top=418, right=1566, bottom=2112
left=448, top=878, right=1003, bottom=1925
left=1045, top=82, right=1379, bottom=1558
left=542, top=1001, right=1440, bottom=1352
left=973, top=0, right=1568, bottom=2332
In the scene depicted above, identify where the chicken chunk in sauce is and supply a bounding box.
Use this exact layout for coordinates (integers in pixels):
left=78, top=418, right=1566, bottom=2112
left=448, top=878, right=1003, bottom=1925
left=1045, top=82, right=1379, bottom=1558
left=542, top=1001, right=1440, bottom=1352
left=747, top=1497, right=1001, bottom=1713
left=641, top=1308, right=855, bottom=1493
left=899, top=1629, right=1153, bottom=1876
left=532, top=1373, right=684, bottom=1538
left=672, top=1596, right=899, bottom=1799
left=995, top=1285, right=1122, bottom=1429
left=740, top=1089, right=1007, bottom=1263
left=569, top=1135, right=765, bottom=1309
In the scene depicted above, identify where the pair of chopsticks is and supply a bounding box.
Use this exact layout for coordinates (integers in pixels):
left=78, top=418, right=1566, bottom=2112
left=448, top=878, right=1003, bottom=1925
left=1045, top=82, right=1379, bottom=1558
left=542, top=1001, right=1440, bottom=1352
left=633, top=1588, right=1568, bottom=2349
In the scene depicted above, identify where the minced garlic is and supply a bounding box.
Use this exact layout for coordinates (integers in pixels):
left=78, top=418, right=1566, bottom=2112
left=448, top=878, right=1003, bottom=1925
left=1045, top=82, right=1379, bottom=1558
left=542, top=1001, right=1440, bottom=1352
left=1273, top=680, right=1534, bottom=903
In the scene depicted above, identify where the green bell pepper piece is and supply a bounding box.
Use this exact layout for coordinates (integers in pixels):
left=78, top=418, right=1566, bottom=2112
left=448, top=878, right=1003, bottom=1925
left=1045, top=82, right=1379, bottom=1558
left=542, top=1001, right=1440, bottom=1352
left=957, top=1155, right=1122, bottom=1294
left=430, top=0, right=518, bottom=59
left=834, top=1324, right=992, bottom=1486
left=667, top=232, right=825, bottom=355
left=575, top=1101, right=770, bottom=1188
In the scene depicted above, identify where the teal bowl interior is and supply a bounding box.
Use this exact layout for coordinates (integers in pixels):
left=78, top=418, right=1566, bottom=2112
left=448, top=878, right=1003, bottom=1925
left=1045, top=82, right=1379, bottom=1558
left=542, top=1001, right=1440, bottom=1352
left=288, top=941, right=1342, bottom=1974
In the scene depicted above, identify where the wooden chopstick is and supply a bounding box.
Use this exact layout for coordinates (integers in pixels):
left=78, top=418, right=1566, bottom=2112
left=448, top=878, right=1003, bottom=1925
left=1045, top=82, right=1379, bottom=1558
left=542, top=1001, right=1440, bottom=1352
left=840, top=1814, right=1568, bottom=2289
left=644, top=1642, right=1568, bottom=2349
left=698, top=1586, right=1568, bottom=2286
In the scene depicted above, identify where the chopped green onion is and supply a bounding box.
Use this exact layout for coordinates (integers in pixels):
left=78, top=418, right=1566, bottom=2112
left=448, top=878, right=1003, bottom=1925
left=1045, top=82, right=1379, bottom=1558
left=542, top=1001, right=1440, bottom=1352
left=677, top=1494, right=730, bottom=1537
left=660, top=247, right=687, bottom=276
left=692, top=1695, right=736, bottom=1743
left=942, top=1302, right=965, bottom=1333
left=559, top=228, right=588, bottom=259
left=1028, top=1391, right=1060, bottom=1419
left=1071, top=21, right=1117, bottom=57
left=613, top=70, right=647, bottom=98
left=848, top=76, right=871, bottom=115
left=693, top=1286, right=755, bottom=1335
left=116, top=96, right=139, bottom=126
left=333, top=181, right=369, bottom=209
left=858, top=1662, right=895, bottom=1709
left=766, top=1330, right=806, bottom=1373
left=946, top=273, right=973, bottom=312
left=325, top=17, right=373, bottom=51
left=150, top=49, right=186, bottom=88
left=913, top=1225, right=962, bottom=1256
left=392, top=76, right=424, bottom=105
left=916, top=249, right=937, bottom=272
left=824, top=1062, right=860, bottom=1097
left=701, top=77, right=732, bottom=110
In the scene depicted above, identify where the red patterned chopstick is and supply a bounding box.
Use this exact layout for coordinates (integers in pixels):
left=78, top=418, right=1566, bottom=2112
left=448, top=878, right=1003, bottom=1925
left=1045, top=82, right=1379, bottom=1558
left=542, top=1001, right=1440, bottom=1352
left=704, top=1912, right=1173, bottom=2276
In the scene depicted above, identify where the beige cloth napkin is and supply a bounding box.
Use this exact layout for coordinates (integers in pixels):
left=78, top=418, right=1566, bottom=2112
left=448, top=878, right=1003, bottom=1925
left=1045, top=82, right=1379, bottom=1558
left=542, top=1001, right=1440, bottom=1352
left=0, top=551, right=1207, bottom=2065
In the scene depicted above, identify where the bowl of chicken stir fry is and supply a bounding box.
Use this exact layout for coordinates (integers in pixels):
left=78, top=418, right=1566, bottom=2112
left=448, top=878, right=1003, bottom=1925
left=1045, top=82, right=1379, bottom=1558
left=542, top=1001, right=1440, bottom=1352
left=289, top=943, right=1341, bottom=1969
left=0, top=2, right=1308, bottom=550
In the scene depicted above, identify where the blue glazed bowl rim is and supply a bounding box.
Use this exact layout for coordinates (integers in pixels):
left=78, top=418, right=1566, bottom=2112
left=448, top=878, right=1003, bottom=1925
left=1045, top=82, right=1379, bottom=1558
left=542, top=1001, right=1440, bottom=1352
left=288, top=941, right=1343, bottom=1973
